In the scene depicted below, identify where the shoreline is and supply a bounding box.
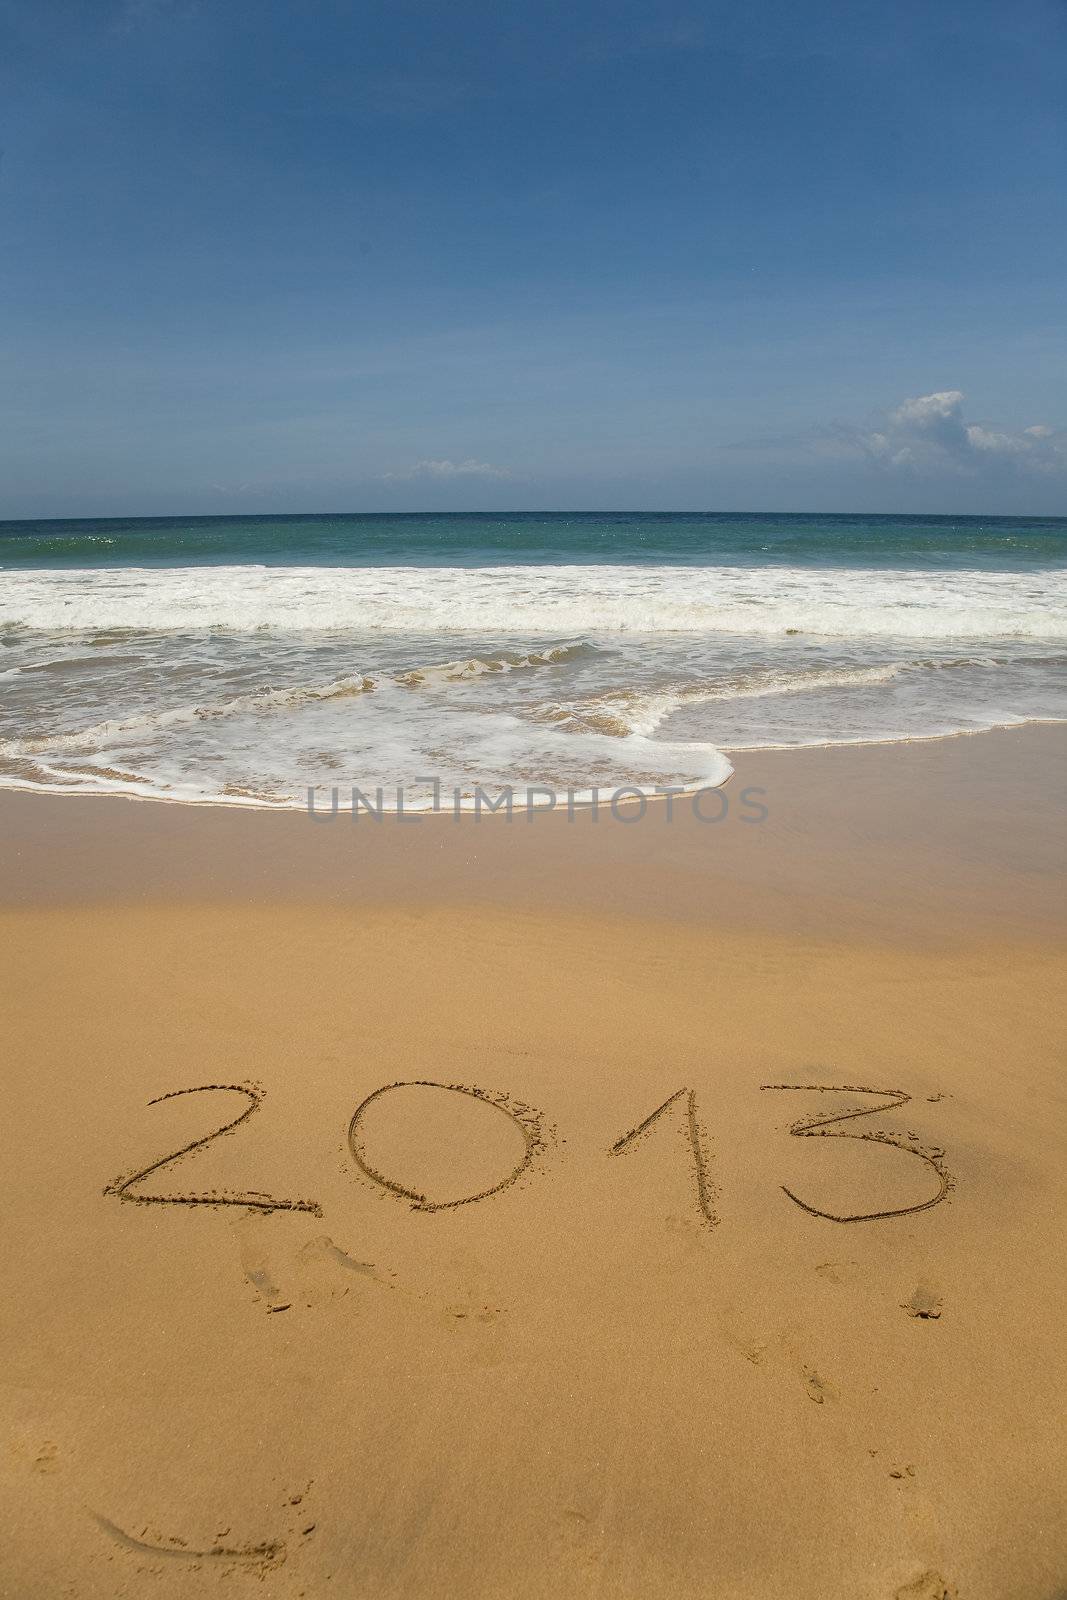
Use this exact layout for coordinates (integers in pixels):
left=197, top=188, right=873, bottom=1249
left=0, top=714, right=1063, bottom=815
left=3, top=722, right=1064, bottom=944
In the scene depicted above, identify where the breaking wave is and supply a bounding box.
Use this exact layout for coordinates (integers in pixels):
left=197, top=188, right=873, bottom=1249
left=0, top=643, right=597, bottom=757
left=2, top=564, right=1065, bottom=639
left=2, top=560, right=1064, bottom=809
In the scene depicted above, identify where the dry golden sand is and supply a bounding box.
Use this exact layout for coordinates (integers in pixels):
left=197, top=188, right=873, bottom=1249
left=1, top=727, right=1065, bottom=1600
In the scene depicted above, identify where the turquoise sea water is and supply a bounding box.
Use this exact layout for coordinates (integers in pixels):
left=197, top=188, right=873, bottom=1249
left=1, top=512, right=1065, bottom=806
left=2, top=511, right=1066, bottom=570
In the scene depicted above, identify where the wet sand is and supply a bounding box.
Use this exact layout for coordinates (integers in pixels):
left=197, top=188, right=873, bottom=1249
left=1, top=727, right=1065, bottom=1599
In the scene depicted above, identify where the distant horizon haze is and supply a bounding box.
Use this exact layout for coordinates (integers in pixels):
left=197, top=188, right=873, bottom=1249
left=3, top=506, right=1067, bottom=530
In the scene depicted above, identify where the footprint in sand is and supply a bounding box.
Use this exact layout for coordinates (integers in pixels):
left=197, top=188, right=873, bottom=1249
left=894, top=1570, right=957, bottom=1600
left=803, top=1368, right=834, bottom=1405
left=235, top=1222, right=394, bottom=1313
left=300, top=1236, right=378, bottom=1278
left=717, top=1315, right=769, bottom=1367
left=778, top=1335, right=836, bottom=1404
left=903, top=1284, right=943, bottom=1320
left=554, top=1507, right=607, bottom=1572
left=236, top=1224, right=291, bottom=1313
left=299, top=1228, right=395, bottom=1305
left=814, top=1260, right=860, bottom=1286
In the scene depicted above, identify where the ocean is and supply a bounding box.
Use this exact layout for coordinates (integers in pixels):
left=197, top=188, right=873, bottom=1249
left=1, top=511, right=1065, bottom=809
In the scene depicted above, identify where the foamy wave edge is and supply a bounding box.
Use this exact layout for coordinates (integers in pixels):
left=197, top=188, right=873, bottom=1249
left=2, top=564, right=1065, bottom=639
left=0, top=643, right=594, bottom=757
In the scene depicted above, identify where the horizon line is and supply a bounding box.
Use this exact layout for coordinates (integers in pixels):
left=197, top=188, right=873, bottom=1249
left=3, top=507, right=1066, bottom=527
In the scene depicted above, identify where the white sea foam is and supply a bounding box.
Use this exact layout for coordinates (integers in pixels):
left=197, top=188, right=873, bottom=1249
left=0, top=644, right=599, bottom=758
left=2, top=564, right=1065, bottom=639
left=539, top=663, right=914, bottom=738
left=2, top=563, right=1064, bottom=808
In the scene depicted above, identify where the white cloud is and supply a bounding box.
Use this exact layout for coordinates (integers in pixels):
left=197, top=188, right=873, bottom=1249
left=382, top=458, right=511, bottom=482
left=826, top=390, right=1067, bottom=477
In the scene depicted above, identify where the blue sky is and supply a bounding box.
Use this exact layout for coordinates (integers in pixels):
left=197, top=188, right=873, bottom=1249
left=1, top=0, right=1065, bottom=517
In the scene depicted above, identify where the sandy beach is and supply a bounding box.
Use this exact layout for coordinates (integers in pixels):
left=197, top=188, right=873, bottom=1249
left=1, top=725, right=1065, bottom=1599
